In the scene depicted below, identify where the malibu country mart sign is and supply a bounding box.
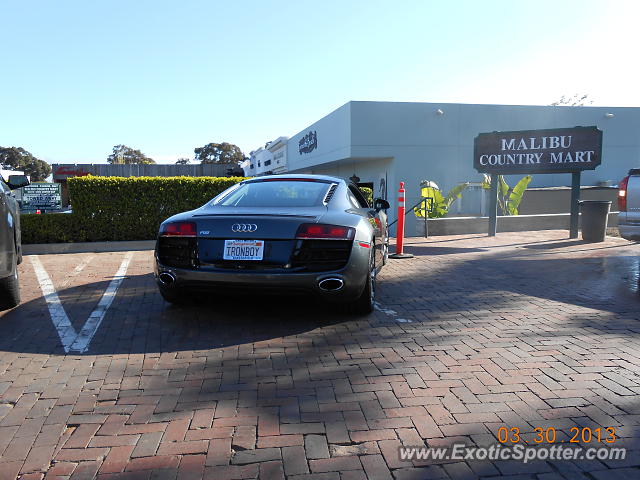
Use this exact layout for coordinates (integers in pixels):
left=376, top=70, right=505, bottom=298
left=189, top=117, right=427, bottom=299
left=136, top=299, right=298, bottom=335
left=474, top=126, right=602, bottom=174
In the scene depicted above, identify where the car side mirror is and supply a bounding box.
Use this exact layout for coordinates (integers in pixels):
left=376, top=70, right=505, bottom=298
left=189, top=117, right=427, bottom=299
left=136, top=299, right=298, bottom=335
left=374, top=198, right=390, bottom=211
left=7, top=175, right=30, bottom=190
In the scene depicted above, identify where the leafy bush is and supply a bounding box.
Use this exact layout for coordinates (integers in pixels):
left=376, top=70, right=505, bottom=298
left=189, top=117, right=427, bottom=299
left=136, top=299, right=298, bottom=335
left=23, top=176, right=246, bottom=243
left=21, top=214, right=88, bottom=244
left=360, top=187, right=373, bottom=206
left=22, top=177, right=375, bottom=243
left=414, top=181, right=469, bottom=219
left=481, top=174, right=532, bottom=215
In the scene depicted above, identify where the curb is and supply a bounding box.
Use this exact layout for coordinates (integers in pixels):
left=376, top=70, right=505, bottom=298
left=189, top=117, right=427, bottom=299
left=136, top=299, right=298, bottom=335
left=23, top=240, right=156, bottom=255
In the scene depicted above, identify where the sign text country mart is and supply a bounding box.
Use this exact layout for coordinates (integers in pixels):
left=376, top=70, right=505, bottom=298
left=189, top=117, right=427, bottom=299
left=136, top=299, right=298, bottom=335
left=474, top=126, right=602, bottom=174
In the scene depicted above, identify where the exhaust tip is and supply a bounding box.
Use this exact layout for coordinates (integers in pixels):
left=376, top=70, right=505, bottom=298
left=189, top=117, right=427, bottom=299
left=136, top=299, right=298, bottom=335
left=318, top=277, right=344, bottom=292
left=159, top=272, right=176, bottom=285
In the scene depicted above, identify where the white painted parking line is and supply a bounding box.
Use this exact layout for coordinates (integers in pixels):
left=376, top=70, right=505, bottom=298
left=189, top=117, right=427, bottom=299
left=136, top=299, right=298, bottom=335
left=374, top=301, right=413, bottom=323
left=59, top=254, right=95, bottom=289
left=30, top=256, right=78, bottom=352
left=30, top=252, right=134, bottom=353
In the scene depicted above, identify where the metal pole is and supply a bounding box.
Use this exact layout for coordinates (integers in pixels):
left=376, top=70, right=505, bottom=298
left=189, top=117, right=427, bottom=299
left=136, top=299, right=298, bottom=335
left=570, top=171, right=581, bottom=239
left=424, top=199, right=428, bottom=238
left=488, top=174, right=498, bottom=236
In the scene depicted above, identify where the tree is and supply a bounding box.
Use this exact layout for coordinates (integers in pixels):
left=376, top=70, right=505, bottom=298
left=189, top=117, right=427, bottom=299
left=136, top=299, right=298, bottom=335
left=175, top=158, right=191, bottom=165
left=551, top=94, right=593, bottom=106
left=107, top=145, right=155, bottom=164
left=194, top=142, right=246, bottom=165
left=0, top=146, right=51, bottom=181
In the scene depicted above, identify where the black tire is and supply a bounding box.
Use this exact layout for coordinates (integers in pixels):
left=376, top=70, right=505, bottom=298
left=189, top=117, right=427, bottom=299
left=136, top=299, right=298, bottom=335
left=348, top=249, right=376, bottom=315
left=0, top=247, right=20, bottom=311
left=158, top=284, right=189, bottom=305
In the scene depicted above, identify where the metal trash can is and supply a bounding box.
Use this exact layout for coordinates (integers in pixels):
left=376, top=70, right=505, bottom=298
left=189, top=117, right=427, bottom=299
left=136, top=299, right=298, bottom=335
left=579, top=200, right=612, bottom=242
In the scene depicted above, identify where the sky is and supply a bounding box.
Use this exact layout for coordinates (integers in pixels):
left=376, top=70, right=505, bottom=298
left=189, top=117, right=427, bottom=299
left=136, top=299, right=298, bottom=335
left=1, top=0, right=639, bottom=165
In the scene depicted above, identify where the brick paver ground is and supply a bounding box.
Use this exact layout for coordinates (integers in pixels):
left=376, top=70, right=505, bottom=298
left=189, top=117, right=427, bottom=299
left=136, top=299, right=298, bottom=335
left=1, top=231, right=639, bottom=479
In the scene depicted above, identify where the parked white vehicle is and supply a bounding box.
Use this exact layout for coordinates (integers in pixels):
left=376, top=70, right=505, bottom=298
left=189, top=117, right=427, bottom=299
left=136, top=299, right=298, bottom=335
left=618, top=168, right=640, bottom=240
left=0, top=169, right=26, bottom=182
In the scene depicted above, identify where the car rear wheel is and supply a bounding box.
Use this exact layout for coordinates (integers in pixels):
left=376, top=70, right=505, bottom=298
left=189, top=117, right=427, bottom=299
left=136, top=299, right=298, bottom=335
left=0, top=245, right=20, bottom=311
left=348, top=249, right=376, bottom=315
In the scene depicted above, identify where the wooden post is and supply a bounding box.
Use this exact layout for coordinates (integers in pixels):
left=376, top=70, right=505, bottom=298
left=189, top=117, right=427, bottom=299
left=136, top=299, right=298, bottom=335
left=569, top=171, right=581, bottom=239
left=488, top=174, right=498, bottom=236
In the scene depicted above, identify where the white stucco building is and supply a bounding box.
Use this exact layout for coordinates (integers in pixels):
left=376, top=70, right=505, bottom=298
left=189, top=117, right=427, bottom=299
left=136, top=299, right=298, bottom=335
left=248, top=101, right=640, bottom=234
left=243, top=136, right=289, bottom=176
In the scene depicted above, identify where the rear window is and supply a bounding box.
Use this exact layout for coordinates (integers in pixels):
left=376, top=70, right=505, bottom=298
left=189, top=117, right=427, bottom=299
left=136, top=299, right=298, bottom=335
left=215, top=180, right=331, bottom=208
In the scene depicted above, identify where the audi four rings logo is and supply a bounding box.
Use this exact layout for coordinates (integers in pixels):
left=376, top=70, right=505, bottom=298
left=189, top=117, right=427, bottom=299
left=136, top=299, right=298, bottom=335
left=231, top=223, right=258, bottom=232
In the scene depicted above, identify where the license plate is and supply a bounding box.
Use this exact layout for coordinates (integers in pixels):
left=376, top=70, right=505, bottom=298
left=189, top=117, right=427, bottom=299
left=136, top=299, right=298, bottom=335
left=223, top=240, right=264, bottom=261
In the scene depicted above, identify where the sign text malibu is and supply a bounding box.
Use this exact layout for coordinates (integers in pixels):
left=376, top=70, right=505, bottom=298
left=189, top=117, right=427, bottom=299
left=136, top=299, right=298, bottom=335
left=474, top=126, right=602, bottom=174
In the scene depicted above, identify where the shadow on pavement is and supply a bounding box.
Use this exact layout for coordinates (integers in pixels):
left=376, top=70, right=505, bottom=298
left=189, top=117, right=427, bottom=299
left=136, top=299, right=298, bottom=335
left=380, top=254, right=640, bottom=317
left=2, top=247, right=638, bottom=357
left=522, top=239, right=586, bottom=249
left=0, top=273, right=355, bottom=355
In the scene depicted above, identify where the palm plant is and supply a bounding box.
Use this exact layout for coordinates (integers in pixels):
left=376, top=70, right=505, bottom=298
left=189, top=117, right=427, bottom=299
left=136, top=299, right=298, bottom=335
left=481, top=174, right=532, bottom=215
left=415, top=181, right=469, bottom=219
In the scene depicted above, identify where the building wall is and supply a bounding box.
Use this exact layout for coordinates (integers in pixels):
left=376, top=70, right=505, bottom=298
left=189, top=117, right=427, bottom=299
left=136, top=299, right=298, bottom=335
left=248, top=148, right=273, bottom=176
left=287, top=102, right=352, bottom=172
left=518, top=187, right=618, bottom=215
left=349, top=100, right=638, bottom=192
left=244, top=137, right=289, bottom=176
left=269, top=143, right=287, bottom=174
left=287, top=101, right=640, bottom=235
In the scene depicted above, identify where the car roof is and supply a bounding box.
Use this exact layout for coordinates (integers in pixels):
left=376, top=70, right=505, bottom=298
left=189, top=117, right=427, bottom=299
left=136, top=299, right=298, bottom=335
left=244, top=174, right=346, bottom=184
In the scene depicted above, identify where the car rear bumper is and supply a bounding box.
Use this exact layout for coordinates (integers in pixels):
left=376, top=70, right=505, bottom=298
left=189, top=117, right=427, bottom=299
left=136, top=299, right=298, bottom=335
left=618, top=222, right=640, bottom=240
left=154, top=254, right=370, bottom=302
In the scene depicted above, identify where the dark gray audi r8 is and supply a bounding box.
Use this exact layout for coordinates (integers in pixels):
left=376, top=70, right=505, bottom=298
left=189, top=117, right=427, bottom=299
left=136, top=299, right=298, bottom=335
left=154, top=174, right=390, bottom=313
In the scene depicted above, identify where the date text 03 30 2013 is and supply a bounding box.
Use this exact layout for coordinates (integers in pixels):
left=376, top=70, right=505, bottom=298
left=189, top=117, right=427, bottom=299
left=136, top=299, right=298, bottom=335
left=497, top=427, right=616, bottom=445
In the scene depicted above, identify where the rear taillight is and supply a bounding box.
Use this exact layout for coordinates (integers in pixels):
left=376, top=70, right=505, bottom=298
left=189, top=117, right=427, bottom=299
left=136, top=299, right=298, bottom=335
left=619, top=176, right=629, bottom=212
left=296, top=223, right=355, bottom=240
left=161, top=221, right=197, bottom=237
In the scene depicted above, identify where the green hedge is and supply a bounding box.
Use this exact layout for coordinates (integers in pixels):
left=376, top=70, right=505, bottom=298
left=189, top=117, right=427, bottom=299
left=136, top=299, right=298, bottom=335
left=21, top=213, right=88, bottom=244
left=22, top=177, right=376, bottom=243
left=70, top=176, right=245, bottom=241
left=23, top=176, right=245, bottom=243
